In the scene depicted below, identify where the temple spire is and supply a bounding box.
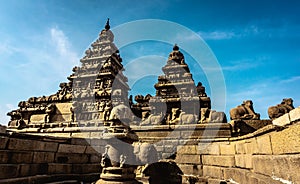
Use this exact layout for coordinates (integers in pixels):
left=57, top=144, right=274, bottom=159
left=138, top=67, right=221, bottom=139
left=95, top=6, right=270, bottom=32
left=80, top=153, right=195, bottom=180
left=105, top=18, right=110, bottom=30
left=173, top=44, right=179, bottom=51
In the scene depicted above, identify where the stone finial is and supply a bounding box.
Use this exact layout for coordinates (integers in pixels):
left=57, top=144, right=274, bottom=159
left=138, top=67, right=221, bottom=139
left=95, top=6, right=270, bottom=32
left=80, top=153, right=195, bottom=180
left=105, top=18, right=110, bottom=30
left=173, top=44, right=179, bottom=51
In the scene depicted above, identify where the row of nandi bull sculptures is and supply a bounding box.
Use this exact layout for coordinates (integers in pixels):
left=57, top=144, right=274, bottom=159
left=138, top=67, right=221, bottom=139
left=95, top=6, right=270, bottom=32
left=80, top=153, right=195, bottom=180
left=230, top=98, right=294, bottom=120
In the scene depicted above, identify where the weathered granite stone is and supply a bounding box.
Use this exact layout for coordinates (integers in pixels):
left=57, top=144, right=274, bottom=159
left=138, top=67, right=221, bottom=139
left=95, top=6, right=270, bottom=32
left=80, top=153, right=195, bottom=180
left=32, top=152, right=55, bottom=163
left=48, top=163, right=72, bottom=174
left=219, top=142, right=236, bottom=155
left=198, top=142, right=220, bottom=155
left=234, top=154, right=252, bottom=169
left=202, top=155, right=235, bottom=167
left=289, top=106, right=300, bottom=122
left=256, top=135, right=273, bottom=154
left=0, top=150, right=9, bottom=163
left=0, top=164, right=19, bottom=179
left=0, top=136, right=8, bottom=149
left=272, top=113, right=291, bottom=126
left=57, top=144, right=86, bottom=153
left=202, top=165, right=223, bottom=179
left=270, top=123, right=300, bottom=154
left=176, top=154, right=201, bottom=164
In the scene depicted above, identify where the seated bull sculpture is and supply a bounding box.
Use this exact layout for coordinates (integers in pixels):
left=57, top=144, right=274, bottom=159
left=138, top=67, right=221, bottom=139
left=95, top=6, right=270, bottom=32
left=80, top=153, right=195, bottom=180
left=268, top=98, right=294, bottom=120
left=230, top=100, right=260, bottom=120
left=140, top=113, right=164, bottom=126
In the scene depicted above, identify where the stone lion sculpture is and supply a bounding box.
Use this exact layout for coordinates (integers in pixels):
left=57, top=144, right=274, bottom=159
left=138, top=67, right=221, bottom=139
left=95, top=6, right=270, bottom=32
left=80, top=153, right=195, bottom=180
left=230, top=100, right=260, bottom=120
left=268, top=98, right=294, bottom=120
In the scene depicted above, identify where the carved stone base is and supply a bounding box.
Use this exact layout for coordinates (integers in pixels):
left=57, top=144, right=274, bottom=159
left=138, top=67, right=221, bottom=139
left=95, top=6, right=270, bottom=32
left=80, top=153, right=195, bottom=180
left=96, top=167, right=140, bottom=184
left=230, top=119, right=272, bottom=136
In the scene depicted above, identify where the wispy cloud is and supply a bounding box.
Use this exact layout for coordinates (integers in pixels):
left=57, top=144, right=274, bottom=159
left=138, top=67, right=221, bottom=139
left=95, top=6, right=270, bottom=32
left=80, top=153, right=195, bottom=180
left=0, top=42, right=19, bottom=55
left=197, top=21, right=291, bottom=41
left=198, top=31, right=237, bottom=40
left=226, top=77, right=300, bottom=119
left=279, top=76, right=300, bottom=84
left=0, top=27, right=80, bottom=125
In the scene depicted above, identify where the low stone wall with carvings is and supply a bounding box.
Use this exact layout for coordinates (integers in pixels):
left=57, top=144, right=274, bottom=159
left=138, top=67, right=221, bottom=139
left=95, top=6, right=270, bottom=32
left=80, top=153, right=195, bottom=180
left=174, top=122, right=300, bottom=184
left=0, top=132, right=105, bottom=183
left=1, top=107, right=300, bottom=183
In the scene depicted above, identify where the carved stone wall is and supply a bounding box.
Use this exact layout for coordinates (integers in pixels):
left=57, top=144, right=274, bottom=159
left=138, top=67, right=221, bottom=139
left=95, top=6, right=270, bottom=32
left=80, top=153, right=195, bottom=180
left=1, top=110, right=300, bottom=183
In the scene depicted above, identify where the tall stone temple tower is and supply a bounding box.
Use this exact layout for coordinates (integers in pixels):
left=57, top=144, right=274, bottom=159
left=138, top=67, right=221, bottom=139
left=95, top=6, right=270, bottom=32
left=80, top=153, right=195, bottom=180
left=7, top=19, right=130, bottom=128
left=71, top=19, right=130, bottom=125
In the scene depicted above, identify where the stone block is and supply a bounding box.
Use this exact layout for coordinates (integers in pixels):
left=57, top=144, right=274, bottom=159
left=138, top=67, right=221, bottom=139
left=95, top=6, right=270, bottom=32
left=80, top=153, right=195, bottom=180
left=235, top=154, right=252, bottom=169
left=11, top=151, right=33, bottom=163
left=223, top=168, right=247, bottom=184
left=256, top=135, right=273, bottom=154
left=176, top=154, right=201, bottom=164
left=202, top=155, right=235, bottom=167
left=72, top=163, right=100, bottom=174
left=270, top=123, right=300, bottom=154
left=90, top=139, right=107, bottom=146
left=51, top=114, right=71, bottom=122
left=0, top=150, right=9, bottom=163
left=207, top=179, right=227, bottom=184
left=244, top=138, right=258, bottom=155
left=54, top=102, right=72, bottom=114
left=198, top=142, right=220, bottom=155
left=71, top=132, right=91, bottom=138
left=0, top=125, right=6, bottom=134
left=235, top=141, right=246, bottom=154
left=219, top=142, right=236, bottom=155
left=253, top=155, right=300, bottom=182
left=85, top=146, right=105, bottom=154
left=90, top=154, right=101, bottom=163
left=42, top=142, right=59, bottom=152
left=29, top=114, right=46, bottom=123
left=154, top=146, right=164, bottom=152
left=30, top=163, right=48, bottom=175
left=202, top=165, right=223, bottom=178
left=8, top=138, right=37, bottom=151
left=18, top=164, right=31, bottom=177
left=71, top=138, right=90, bottom=145
left=164, top=145, right=176, bottom=153
left=177, top=145, right=198, bottom=155
left=55, top=153, right=89, bottom=164
left=272, top=113, right=290, bottom=126
left=7, top=138, right=55, bottom=152
left=0, top=164, right=19, bottom=179
left=33, top=152, right=55, bottom=163
left=178, top=164, right=202, bottom=175
left=0, top=136, right=8, bottom=149
left=289, top=107, right=300, bottom=122
left=57, top=144, right=86, bottom=153
left=90, top=132, right=104, bottom=138
left=48, top=163, right=72, bottom=174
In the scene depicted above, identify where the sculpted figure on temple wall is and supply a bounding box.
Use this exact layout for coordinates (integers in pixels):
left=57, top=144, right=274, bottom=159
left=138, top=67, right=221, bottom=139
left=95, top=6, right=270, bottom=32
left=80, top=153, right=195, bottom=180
left=230, top=100, right=260, bottom=120
left=268, top=98, right=294, bottom=119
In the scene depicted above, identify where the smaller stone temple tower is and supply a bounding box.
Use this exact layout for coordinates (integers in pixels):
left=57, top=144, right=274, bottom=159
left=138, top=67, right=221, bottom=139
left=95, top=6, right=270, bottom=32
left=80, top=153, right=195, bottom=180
left=131, top=44, right=211, bottom=125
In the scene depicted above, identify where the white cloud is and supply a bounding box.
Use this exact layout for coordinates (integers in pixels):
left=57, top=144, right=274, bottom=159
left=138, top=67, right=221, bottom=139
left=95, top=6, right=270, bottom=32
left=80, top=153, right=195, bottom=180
left=0, top=42, right=19, bottom=55
left=198, top=31, right=237, bottom=40
left=226, top=78, right=300, bottom=119
left=0, top=27, right=80, bottom=125
left=280, top=76, right=300, bottom=84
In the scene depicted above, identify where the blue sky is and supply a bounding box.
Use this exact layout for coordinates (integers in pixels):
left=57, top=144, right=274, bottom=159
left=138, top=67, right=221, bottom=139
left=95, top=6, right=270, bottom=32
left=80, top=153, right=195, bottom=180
left=0, top=0, right=300, bottom=125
